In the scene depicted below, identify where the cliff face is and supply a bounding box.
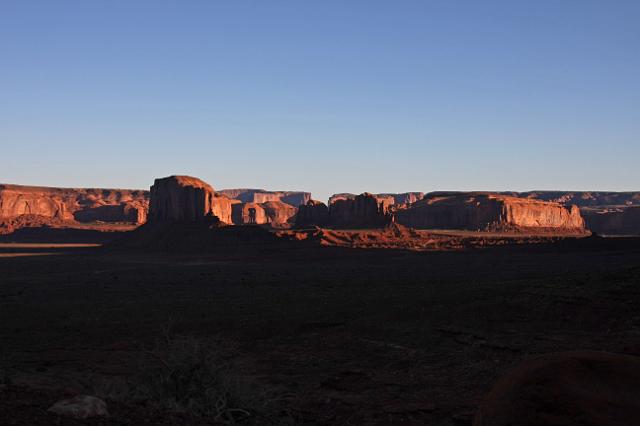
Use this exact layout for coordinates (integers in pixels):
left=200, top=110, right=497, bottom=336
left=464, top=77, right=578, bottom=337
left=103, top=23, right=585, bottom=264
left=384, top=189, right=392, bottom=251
left=148, top=176, right=216, bottom=223
left=0, top=183, right=148, bottom=224
left=219, top=189, right=311, bottom=207
left=518, top=191, right=640, bottom=207
left=295, top=200, right=329, bottom=228
left=395, top=194, right=585, bottom=232
left=328, top=193, right=393, bottom=229
left=581, top=206, right=640, bottom=235
left=260, top=201, right=297, bottom=227
left=329, top=192, right=424, bottom=206
left=231, top=202, right=268, bottom=225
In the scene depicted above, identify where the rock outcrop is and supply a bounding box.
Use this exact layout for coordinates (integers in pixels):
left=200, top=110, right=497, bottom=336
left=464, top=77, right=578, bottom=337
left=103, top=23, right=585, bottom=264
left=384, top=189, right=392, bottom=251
left=219, top=189, right=311, bottom=207
left=260, top=201, right=297, bottom=227
left=329, top=192, right=424, bottom=207
left=231, top=202, right=268, bottom=225
left=474, top=351, right=640, bottom=426
left=395, top=193, right=585, bottom=232
left=581, top=206, right=640, bottom=235
left=328, top=193, right=393, bottom=229
left=0, top=183, right=148, bottom=224
left=295, top=200, right=330, bottom=228
left=148, top=175, right=217, bottom=223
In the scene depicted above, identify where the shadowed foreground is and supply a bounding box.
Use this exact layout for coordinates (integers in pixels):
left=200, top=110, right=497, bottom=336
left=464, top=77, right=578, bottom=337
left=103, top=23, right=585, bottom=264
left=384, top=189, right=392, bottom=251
left=1, top=237, right=640, bottom=425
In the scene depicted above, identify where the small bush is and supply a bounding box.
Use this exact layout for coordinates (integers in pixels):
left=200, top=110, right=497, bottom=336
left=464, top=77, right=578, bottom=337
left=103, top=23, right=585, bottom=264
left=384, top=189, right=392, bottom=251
left=133, top=328, right=295, bottom=425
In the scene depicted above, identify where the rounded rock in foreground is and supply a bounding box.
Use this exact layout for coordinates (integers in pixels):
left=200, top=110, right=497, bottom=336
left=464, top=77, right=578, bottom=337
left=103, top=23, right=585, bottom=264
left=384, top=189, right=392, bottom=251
left=48, top=395, right=108, bottom=419
left=474, top=351, right=640, bottom=426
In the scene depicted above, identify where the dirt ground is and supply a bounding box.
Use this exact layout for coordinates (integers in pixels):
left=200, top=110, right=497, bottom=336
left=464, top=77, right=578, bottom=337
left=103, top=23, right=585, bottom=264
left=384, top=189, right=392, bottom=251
left=1, top=236, right=640, bottom=425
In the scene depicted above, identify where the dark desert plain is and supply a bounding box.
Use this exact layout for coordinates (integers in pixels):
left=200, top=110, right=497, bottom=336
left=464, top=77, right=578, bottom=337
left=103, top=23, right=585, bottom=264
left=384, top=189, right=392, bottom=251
left=1, top=178, right=640, bottom=425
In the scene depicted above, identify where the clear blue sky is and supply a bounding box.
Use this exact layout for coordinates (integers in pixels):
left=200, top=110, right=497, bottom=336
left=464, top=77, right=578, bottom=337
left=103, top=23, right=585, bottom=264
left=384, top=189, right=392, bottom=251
left=1, top=1, right=638, bottom=202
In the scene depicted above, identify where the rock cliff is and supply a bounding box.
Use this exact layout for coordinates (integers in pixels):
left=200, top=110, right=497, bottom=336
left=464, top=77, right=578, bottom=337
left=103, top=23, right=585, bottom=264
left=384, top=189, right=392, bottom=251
left=0, top=183, right=148, bottom=224
left=395, top=193, right=585, bottom=232
left=581, top=206, right=640, bottom=235
left=148, top=175, right=217, bottom=223
left=328, top=193, right=393, bottom=229
left=295, top=200, right=330, bottom=228
left=219, top=189, right=311, bottom=207
left=260, top=201, right=297, bottom=227
left=231, top=202, right=268, bottom=225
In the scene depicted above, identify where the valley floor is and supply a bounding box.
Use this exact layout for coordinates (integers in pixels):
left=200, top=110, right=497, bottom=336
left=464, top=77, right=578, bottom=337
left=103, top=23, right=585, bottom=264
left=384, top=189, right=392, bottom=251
left=1, top=237, right=640, bottom=424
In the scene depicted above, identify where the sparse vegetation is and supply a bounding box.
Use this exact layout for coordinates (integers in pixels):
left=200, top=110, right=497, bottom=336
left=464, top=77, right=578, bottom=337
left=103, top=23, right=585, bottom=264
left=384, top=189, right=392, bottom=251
left=131, top=327, right=295, bottom=425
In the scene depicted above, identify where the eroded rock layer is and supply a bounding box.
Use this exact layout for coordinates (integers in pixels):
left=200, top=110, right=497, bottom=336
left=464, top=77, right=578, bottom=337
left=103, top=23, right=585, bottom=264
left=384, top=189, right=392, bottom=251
left=219, top=189, right=311, bottom=207
left=0, top=183, right=148, bottom=224
left=295, top=200, right=330, bottom=228
left=395, top=193, right=585, bottom=232
left=328, top=193, right=393, bottom=229
left=148, top=176, right=217, bottom=223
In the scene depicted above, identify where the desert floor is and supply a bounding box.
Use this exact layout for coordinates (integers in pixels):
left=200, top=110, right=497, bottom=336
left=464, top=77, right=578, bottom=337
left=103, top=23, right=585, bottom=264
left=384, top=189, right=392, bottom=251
left=1, top=237, right=639, bottom=425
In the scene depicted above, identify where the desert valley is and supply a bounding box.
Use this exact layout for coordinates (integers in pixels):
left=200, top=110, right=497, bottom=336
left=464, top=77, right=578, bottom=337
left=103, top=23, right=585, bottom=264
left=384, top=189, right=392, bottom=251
left=1, top=176, right=640, bottom=425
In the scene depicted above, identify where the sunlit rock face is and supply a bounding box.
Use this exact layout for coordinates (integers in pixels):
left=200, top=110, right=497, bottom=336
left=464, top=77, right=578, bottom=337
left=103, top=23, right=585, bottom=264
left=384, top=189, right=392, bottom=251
left=260, top=201, right=297, bottom=227
left=0, top=183, right=148, bottom=223
left=295, top=200, right=329, bottom=228
left=148, top=175, right=217, bottom=223
left=395, top=193, right=585, bottom=232
left=328, top=193, right=393, bottom=229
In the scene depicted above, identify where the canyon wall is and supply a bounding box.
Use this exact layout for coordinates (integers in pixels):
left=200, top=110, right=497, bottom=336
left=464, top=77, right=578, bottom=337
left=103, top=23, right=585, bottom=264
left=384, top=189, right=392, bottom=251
left=0, top=183, right=148, bottom=224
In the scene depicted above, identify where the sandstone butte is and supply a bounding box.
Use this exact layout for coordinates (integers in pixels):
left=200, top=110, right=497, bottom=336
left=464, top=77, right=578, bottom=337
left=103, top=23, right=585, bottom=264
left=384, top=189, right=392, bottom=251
left=0, top=183, right=148, bottom=224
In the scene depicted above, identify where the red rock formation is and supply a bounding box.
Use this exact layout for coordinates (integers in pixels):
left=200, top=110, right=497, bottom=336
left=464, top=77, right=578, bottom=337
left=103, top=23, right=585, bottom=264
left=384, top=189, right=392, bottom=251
left=231, top=202, right=268, bottom=225
left=474, top=351, right=640, bottom=426
left=219, top=189, right=311, bottom=207
left=0, top=183, right=148, bottom=224
left=148, top=175, right=217, bottom=223
left=395, top=193, right=585, bottom=232
left=260, top=201, right=297, bottom=227
left=295, top=200, right=330, bottom=228
left=581, top=206, right=640, bottom=235
left=328, top=193, right=393, bottom=229
left=211, top=194, right=239, bottom=225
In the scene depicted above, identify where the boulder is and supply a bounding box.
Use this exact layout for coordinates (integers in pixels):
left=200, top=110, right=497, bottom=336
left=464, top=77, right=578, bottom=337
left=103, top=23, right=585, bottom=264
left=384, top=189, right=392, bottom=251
left=474, top=351, right=640, bottom=426
left=147, top=175, right=218, bottom=223
left=395, top=193, right=585, bottom=232
left=296, top=200, right=330, bottom=228
left=48, top=395, right=108, bottom=419
left=328, top=193, right=393, bottom=229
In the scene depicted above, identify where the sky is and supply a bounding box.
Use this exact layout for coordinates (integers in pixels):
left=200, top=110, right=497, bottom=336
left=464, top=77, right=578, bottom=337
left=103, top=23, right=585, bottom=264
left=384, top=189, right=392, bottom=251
left=1, top=1, right=639, bottom=202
